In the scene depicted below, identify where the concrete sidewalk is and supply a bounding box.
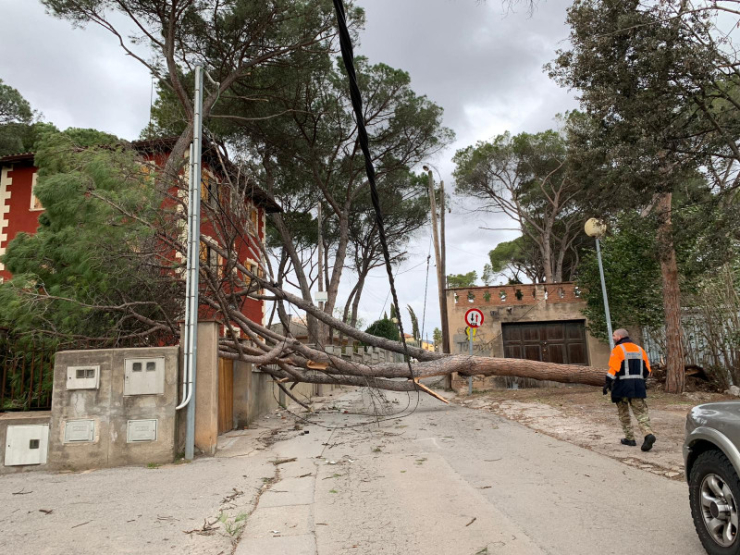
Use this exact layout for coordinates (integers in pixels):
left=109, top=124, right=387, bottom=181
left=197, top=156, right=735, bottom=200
left=0, top=402, right=312, bottom=555
left=234, top=388, right=703, bottom=555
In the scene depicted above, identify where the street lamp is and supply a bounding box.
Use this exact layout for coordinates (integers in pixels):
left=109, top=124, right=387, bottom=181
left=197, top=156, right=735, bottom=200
left=585, top=218, right=615, bottom=350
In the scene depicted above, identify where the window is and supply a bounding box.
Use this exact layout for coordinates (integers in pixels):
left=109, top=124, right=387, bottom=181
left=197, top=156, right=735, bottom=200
left=30, top=173, right=43, bottom=211
left=200, top=170, right=217, bottom=204
left=146, top=361, right=156, bottom=372
left=75, top=368, right=96, bottom=379
left=250, top=207, right=259, bottom=231
left=132, top=362, right=142, bottom=372
left=200, top=241, right=222, bottom=276
left=243, top=261, right=257, bottom=286
left=243, top=259, right=263, bottom=286
left=29, top=439, right=40, bottom=450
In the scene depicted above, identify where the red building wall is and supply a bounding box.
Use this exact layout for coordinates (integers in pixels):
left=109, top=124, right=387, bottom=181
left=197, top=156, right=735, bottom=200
left=0, top=161, right=42, bottom=282
left=0, top=151, right=269, bottom=330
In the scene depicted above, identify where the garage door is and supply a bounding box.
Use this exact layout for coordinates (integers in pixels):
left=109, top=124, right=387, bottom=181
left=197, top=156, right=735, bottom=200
left=502, top=321, right=589, bottom=365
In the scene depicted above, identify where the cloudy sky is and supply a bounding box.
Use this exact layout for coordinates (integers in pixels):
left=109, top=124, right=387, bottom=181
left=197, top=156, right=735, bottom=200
left=0, top=0, right=579, bottom=341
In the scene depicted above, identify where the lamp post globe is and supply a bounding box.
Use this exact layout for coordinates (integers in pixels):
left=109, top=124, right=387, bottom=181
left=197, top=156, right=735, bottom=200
left=584, top=218, right=607, bottom=238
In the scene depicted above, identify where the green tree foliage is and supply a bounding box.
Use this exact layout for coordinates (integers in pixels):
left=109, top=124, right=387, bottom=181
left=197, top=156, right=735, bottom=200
left=0, top=79, right=58, bottom=156
left=0, top=79, right=32, bottom=124
left=577, top=198, right=733, bottom=341
left=0, top=130, right=179, bottom=345
left=364, top=318, right=400, bottom=342
left=432, top=327, right=442, bottom=349
left=406, top=305, right=420, bottom=344
left=548, top=1, right=740, bottom=210
left=483, top=236, right=542, bottom=285
left=447, top=271, right=478, bottom=288
left=453, top=125, right=585, bottom=283
left=577, top=214, right=663, bottom=341
left=150, top=53, right=451, bottom=318
left=548, top=0, right=736, bottom=392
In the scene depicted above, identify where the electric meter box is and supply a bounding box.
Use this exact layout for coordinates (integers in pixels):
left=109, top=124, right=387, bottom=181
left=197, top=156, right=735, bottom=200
left=63, top=420, right=95, bottom=443
left=123, top=357, right=165, bottom=396
left=4, top=424, right=49, bottom=466
left=127, top=419, right=158, bottom=442
left=66, top=365, right=100, bottom=390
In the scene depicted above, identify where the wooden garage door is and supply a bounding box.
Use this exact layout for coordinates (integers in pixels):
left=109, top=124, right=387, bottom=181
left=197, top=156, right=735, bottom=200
left=502, top=321, right=588, bottom=366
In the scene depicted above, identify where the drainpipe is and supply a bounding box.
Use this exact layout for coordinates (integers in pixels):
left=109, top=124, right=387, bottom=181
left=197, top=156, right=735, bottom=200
left=176, top=142, right=196, bottom=411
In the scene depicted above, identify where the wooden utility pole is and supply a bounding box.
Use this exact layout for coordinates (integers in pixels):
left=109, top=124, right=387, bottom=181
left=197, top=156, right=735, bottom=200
left=439, top=179, right=452, bottom=389
left=425, top=168, right=451, bottom=388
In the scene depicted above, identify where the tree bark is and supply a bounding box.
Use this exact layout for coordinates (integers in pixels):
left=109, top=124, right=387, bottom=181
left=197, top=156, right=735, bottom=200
left=324, top=213, right=349, bottom=320
left=655, top=191, right=685, bottom=394
left=542, top=223, right=554, bottom=283
left=270, top=212, right=319, bottom=342
left=240, top=354, right=606, bottom=390
left=428, top=172, right=450, bottom=366
left=350, top=271, right=366, bottom=329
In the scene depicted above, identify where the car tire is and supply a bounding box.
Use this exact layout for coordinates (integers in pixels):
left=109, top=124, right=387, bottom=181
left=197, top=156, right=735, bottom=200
left=690, top=450, right=740, bottom=555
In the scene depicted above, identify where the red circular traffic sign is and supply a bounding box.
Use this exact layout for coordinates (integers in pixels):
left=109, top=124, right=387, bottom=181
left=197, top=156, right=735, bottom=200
left=464, top=308, right=484, bottom=328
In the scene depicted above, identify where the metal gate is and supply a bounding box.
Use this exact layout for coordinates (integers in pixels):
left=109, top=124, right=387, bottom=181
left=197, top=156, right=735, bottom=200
left=0, top=330, right=55, bottom=411
left=502, top=320, right=589, bottom=366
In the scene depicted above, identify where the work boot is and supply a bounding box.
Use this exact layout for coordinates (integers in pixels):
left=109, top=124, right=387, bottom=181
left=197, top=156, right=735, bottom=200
left=641, top=434, right=656, bottom=452
left=621, top=438, right=637, bottom=446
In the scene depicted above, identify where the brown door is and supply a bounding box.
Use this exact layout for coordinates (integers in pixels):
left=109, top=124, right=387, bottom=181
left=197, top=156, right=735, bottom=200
left=218, top=358, right=234, bottom=434
left=502, top=321, right=588, bottom=366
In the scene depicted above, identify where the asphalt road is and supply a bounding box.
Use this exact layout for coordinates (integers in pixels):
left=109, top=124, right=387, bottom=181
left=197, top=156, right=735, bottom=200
left=237, top=388, right=704, bottom=555
left=0, top=387, right=704, bottom=555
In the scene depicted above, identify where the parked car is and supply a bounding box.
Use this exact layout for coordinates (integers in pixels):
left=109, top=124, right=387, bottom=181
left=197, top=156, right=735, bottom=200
left=685, top=402, right=740, bottom=555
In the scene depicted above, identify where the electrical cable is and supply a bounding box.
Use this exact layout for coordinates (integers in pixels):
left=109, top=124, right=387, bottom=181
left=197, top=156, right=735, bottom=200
left=332, top=0, right=416, bottom=384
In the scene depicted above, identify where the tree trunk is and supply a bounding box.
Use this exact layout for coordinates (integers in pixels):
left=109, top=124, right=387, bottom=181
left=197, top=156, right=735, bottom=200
left=542, top=224, right=554, bottom=283
left=325, top=214, right=349, bottom=319
left=350, top=271, right=367, bottom=329
left=247, top=354, right=607, bottom=391
left=270, top=212, right=319, bottom=342
left=655, top=192, right=685, bottom=394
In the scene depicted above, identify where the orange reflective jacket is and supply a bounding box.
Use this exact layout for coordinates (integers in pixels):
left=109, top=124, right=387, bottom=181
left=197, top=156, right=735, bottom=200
left=606, top=340, right=651, bottom=401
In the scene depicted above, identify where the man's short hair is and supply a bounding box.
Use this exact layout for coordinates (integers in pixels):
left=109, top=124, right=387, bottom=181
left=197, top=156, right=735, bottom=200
left=613, top=328, right=629, bottom=339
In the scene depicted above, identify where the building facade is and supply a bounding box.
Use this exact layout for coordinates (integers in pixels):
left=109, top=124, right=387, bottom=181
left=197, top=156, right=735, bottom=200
left=445, top=282, right=613, bottom=369
left=0, top=140, right=280, bottom=329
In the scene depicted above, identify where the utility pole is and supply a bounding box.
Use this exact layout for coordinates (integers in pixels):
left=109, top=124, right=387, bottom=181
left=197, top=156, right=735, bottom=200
left=439, top=179, right=451, bottom=389
left=316, top=203, right=324, bottom=396
left=182, top=64, right=204, bottom=461
left=424, top=167, right=451, bottom=388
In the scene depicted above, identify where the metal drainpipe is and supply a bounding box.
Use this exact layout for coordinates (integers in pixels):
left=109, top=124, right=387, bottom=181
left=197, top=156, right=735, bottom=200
left=183, top=65, right=204, bottom=460
left=176, top=143, right=196, bottom=411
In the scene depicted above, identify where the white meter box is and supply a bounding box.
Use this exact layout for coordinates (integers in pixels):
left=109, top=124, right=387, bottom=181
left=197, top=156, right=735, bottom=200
left=5, top=424, right=49, bottom=466
left=127, top=419, right=158, bottom=442
left=66, top=365, right=100, bottom=390
left=64, top=419, right=95, bottom=443
left=123, top=357, right=165, bottom=396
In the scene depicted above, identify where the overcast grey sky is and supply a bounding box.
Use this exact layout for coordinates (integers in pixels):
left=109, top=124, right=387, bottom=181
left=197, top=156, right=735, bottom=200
left=0, top=0, right=579, bottom=340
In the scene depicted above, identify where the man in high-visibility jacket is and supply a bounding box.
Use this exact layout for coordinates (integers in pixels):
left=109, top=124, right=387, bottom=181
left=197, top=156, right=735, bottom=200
left=603, top=328, right=657, bottom=452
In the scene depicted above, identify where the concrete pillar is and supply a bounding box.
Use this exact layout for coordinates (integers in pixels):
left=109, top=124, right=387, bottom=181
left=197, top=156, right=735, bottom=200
left=195, top=321, right=219, bottom=456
